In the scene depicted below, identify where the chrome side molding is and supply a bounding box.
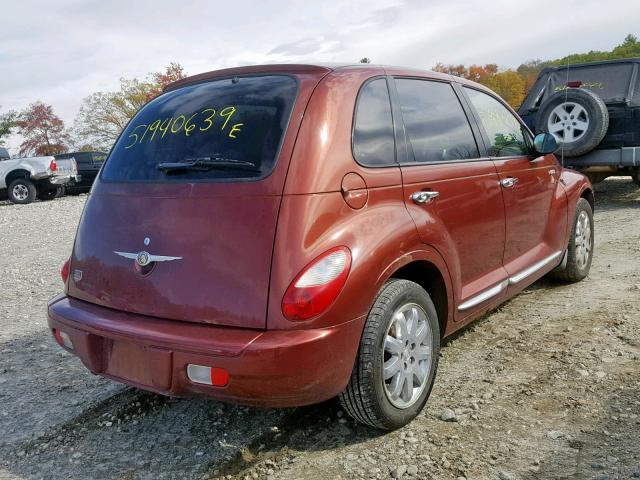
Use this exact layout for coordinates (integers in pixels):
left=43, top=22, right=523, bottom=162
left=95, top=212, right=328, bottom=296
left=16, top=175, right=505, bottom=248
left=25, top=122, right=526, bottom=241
left=458, top=251, right=563, bottom=311
left=458, top=280, right=509, bottom=311
left=508, top=251, right=562, bottom=285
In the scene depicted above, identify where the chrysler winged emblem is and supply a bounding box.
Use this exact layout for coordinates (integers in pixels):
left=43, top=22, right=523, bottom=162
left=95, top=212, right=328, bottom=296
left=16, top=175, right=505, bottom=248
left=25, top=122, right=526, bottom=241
left=114, top=247, right=182, bottom=267
left=114, top=236, right=182, bottom=267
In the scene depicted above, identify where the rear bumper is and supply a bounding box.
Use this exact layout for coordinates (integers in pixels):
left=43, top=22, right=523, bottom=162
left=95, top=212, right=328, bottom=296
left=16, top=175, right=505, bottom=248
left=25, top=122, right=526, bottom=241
left=31, top=172, right=73, bottom=185
left=566, top=146, right=640, bottom=168
left=47, top=295, right=364, bottom=407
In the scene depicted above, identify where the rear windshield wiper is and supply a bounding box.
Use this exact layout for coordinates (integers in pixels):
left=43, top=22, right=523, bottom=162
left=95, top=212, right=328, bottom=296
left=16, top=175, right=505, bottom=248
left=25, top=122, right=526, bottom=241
left=157, top=156, right=259, bottom=173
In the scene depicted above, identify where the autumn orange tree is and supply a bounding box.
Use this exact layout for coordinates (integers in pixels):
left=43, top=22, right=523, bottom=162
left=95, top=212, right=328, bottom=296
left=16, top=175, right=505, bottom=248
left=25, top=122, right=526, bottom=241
left=433, top=34, right=639, bottom=109
left=433, top=63, right=525, bottom=108
left=17, top=102, right=70, bottom=156
left=144, top=62, right=187, bottom=101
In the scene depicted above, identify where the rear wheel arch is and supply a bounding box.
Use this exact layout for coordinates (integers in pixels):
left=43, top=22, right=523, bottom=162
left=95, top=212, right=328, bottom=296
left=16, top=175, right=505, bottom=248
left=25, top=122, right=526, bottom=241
left=385, top=260, right=450, bottom=338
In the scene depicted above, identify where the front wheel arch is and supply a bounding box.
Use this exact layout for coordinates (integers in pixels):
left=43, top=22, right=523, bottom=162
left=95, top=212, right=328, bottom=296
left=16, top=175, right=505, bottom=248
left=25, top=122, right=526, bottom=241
left=581, top=187, right=595, bottom=213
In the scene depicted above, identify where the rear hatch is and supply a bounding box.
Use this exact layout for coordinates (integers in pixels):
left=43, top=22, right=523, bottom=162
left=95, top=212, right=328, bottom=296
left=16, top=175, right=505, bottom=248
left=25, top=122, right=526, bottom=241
left=67, top=69, right=328, bottom=329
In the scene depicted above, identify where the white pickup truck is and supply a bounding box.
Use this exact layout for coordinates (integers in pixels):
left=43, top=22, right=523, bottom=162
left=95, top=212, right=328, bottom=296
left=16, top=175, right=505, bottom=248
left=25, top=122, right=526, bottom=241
left=0, top=149, right=79, bottom=204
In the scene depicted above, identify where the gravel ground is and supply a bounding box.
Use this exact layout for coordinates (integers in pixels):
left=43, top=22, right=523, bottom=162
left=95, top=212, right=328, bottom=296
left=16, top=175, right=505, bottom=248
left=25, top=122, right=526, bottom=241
left=0, top=178, right=638, bottom=480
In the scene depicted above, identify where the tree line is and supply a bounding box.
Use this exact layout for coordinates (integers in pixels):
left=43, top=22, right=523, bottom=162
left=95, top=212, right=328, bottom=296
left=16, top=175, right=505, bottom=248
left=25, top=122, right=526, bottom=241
left=0, top=62, right=186, bottom=156
left=433, top=34, right=640, bottom=109
left=1, top=35, right=638, bottom=157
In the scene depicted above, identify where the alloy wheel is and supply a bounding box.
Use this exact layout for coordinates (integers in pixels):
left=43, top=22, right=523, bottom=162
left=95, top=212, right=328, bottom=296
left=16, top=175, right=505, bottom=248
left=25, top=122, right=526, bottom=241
left=382, top=302, right=433, bottom=409
left=575, top=210, right=592, bottom=270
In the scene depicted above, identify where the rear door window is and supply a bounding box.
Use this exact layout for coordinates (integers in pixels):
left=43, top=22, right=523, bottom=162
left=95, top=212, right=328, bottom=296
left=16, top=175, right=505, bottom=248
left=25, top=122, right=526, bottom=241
left=101, top=75, right=298, bottom=182
left=394, top=79, right=479, bottom=163
left=352, top=78, right=396, bottom=167
left=465, top=88, right=531, bottom=157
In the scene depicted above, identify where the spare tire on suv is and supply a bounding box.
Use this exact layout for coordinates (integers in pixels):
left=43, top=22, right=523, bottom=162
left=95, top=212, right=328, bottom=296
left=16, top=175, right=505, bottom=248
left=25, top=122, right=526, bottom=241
left=536, top=88, right=609, bottom=157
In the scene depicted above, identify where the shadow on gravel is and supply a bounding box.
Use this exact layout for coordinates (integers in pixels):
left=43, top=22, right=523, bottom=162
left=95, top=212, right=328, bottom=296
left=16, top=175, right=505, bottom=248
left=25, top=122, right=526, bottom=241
left=0, top=331, right=379, bottom=480
left=522, top=386, right=640, bottom=480
left=592, top=177, right=640, bottom=213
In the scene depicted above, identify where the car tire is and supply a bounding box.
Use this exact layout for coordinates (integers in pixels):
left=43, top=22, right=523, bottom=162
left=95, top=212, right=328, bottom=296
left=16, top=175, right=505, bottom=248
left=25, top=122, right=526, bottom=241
left=633, top=168, right=640, bottom=188
left=37, top=186, right=64, bottom=201
left=536, top=88, right=609, bottom=157
left=8, top=178, right=37, bottom=204
left=551, top=198, right=594, bottom=282
left=339, top=279, right=440, bottom=430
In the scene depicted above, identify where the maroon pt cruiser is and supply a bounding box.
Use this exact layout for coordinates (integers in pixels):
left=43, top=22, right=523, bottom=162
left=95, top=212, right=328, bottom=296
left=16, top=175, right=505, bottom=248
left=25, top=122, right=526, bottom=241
left=48, top=64, right=594, bottom=430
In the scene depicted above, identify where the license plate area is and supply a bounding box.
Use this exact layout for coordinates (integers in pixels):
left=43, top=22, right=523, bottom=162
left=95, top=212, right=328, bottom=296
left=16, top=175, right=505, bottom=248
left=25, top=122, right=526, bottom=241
left=105, top=340, right=154, bottom=387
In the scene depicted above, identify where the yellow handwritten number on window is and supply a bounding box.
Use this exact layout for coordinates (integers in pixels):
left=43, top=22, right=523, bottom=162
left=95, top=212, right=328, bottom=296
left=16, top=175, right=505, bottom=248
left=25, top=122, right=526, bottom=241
left=124, top=124, right=148, bottom=149
left=200, top=109, right=216, bottom=132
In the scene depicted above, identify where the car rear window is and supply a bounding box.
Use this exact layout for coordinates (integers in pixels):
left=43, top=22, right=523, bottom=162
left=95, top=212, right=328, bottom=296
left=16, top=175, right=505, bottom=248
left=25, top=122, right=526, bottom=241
left=547, top=64, right=634, bottom=103
left=101, top=75, right=298, bottom=182
left=92, top=153, right=107, bottom=165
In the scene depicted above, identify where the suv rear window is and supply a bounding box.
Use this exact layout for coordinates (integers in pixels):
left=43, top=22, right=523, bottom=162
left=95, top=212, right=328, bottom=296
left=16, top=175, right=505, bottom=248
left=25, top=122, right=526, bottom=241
left=547, top=64, right=633, bottom=103
left=92, top=152, right=107, bottom=165
left=101, top=75, right=298, bottom=182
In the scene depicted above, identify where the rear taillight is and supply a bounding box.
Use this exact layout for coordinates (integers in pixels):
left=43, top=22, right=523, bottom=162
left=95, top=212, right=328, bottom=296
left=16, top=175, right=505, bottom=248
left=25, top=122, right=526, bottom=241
left=50, top=159, right=58, bottom=172
left=282, top=246, right=351, bottom=321
left=61, top=259, right=70, bottom=284
left=567, top=80, right=582, bottom=88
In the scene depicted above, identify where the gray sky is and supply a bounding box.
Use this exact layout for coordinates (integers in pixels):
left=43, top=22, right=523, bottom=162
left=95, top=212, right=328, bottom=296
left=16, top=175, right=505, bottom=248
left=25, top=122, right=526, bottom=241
left=2, top=0, right=639, bottom=154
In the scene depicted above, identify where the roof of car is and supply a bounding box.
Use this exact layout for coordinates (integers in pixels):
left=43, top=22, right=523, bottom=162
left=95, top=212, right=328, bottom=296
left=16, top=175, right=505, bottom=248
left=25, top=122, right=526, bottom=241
left=163, top=63, right=490, bottom=93
left=539, top=57, right=640, bottom=72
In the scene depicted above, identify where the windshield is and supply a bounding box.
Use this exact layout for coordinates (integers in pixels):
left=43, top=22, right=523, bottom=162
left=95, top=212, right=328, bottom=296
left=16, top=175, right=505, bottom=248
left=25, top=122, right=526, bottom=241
left=101, top=75, right=298, bottom=182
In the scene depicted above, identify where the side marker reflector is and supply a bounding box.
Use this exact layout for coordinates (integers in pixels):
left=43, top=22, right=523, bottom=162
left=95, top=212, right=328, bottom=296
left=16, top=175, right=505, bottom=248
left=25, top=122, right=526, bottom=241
left=54, top=329, right=74, bottom=350
left=187, top=364, right=229, bottom=387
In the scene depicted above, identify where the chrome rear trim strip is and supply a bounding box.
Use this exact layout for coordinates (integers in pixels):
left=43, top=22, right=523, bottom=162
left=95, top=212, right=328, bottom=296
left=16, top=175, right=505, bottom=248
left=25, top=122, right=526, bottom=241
left=458, top=280, right=509, bottom=311
left=508, top=251, right=562, bottom=285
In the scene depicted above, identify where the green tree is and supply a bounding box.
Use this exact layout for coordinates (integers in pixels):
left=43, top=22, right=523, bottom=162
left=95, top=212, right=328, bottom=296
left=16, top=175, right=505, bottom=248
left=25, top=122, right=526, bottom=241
left=73, top=63, right=187, bottom=151
left=0, top=108, right=18, bottom=146
left=360, top=57, right=371, bottom=64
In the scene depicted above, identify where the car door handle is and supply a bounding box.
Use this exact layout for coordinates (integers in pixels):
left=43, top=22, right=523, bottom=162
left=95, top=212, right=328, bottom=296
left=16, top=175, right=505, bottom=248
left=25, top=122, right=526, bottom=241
left=500, top=177, right=519, bottom=188
left=411, top=191, right=439, bottom=204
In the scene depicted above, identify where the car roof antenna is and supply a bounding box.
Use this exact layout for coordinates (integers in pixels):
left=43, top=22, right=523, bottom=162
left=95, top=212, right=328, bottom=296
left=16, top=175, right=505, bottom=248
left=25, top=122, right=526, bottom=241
left=561, top=57, right=570, bottom=170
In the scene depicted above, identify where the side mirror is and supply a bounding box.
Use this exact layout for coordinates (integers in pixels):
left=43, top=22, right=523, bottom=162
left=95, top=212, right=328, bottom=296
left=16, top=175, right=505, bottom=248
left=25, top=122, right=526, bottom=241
left=533, top=133, right=558, bottom=155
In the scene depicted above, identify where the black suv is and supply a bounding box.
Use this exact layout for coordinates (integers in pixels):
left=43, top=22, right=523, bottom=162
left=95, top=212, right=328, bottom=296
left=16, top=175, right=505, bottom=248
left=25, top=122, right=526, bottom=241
left=55, top=151, right=107, bottom=193
left=518, top=58, right=640, bottom=185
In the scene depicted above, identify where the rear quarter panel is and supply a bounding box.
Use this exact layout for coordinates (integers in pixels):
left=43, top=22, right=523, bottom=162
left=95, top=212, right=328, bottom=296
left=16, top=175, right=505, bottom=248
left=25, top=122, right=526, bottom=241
left=268, top=68, right=454, bottom=331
